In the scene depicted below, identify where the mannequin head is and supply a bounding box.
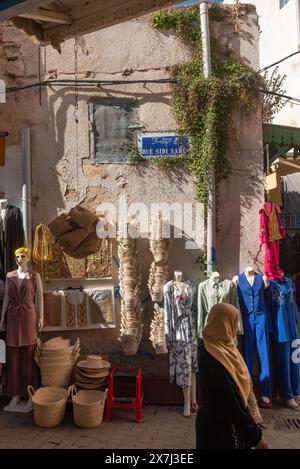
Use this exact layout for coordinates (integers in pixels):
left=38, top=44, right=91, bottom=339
left=211, top=271, right=220, bottom=283
left=0, top=199, right=8, bottom=210
left=245, top=266, right=255, bottom=275
left=174, top=270, right=183, bottom=283
left=15, top=247, right=31, bottom=270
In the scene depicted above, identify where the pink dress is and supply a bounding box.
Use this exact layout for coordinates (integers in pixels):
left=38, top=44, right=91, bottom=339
left=259, top=202, right=285, bottom=281
left=6, top=270, right=38, bottom=347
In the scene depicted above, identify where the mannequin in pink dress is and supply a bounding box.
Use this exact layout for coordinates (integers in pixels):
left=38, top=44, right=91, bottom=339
left=0, top=247, right=43, bottom=412
left=259, top=202, right=285, bottom=281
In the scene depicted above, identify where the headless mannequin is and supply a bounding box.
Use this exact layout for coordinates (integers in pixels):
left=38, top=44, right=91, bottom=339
left=0, top=198, right=8, bottom=224
left=173, top=270, right=197, bottom=417
left=233, top=266, right=270, bottom=405
left=211, top=271, right=221, bottom=283
left=232, top=266, right=269, bottom=289
left=0, top=251, right=43, bottom=412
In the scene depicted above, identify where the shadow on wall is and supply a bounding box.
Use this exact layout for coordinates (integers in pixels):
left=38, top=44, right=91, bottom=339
left=48, top=87, right=173, bottom=159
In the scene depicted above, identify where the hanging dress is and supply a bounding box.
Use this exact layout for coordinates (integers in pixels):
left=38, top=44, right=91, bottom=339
left=259, top=202, right=285, bottom=280
left=6, top=270, right=38, bottom=347
left=164, top=280, right=198, bottom=388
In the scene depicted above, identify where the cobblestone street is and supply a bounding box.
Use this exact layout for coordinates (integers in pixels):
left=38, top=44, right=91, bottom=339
left=0, top=401, right=299, bottom=449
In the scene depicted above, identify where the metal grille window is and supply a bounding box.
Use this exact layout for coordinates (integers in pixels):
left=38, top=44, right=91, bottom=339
left=89, top=98, right=139, bottom=163
left=280, top=0, right=290, bottom=8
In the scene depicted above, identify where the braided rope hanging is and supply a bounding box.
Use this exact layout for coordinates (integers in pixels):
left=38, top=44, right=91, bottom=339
left=32, top=224, right=53, bottom=264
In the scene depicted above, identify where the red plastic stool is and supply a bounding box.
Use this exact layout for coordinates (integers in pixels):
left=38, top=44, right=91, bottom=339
left=105, top=367, right=143, bottom=423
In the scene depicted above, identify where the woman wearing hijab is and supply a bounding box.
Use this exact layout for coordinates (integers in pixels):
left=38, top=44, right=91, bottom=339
left=196, top=303, right=268, bottom=449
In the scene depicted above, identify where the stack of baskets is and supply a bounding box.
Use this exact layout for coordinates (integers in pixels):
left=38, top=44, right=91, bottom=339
left=74, top=355, right=111, bottom=390
left=118, top=225, right=143, bottom=356
left=35, top=337, right=80, bottom=387
left=148, top=217, right=170, bottom=303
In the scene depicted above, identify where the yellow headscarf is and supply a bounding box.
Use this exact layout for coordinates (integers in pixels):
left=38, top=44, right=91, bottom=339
left=203, top=303, right=252, bottom=407
left=15, top=247, right=31, bottom=259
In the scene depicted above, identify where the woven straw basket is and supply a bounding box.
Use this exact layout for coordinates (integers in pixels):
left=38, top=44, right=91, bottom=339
left=41, top=363, right=74, bottom=387
left=71, top=386, right=108, bottom=428
left=28, top=385, right=71, bottom=428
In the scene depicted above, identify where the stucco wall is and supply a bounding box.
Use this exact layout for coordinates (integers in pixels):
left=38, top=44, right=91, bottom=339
left=0, top=8, right=264, bottom=375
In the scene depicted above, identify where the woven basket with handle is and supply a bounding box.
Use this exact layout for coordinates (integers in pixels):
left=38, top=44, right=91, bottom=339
left=28, top=385, right=72, bottom=428
left=71, top=385, right=108, bottom=428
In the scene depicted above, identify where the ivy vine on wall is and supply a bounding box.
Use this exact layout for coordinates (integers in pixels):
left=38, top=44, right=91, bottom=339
left=149, top=4, right=285, bottom=203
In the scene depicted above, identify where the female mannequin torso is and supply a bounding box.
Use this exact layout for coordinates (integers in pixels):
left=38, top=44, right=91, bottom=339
left=0, top=247, right=43, bottom=412
left=233, top=267, right=269, bottom=289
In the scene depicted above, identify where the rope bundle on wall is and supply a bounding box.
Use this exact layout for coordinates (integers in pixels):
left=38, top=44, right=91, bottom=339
left=33, top=224, right=53, bottom=264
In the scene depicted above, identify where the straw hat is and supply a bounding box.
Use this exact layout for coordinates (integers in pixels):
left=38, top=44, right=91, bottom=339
left=75, top=368, right=110, bottom=379
left=77, top=356, right=111, bottom=370
left=42, top=337, right=70, bottom=349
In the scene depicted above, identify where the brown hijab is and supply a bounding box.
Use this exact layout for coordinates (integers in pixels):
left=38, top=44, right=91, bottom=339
left=203, top=303, right=252, bottom=407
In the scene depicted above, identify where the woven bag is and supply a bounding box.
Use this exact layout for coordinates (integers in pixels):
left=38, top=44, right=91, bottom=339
left=71, top=386, right=108, bottom=428
left=68, top=233, right=102, bottom=259
left=69, top=206, right=99, bottom=233
left=59, top=227, right=90, bottom=253
left=48, top=214, right=75, bottom=239
left=28, top=385, right=71, bottom=428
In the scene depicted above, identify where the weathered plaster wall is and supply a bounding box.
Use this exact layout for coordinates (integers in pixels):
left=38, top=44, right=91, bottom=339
left=211, top=6, right=264, bottom=278
left=0, top=8, right=264, bottom=375
left=0, top=22, right=41, bottom=208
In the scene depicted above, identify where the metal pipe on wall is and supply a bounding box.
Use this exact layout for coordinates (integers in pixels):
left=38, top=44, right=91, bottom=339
left=296, top=0, right=300, bottom=50
left=22, top=127, right=32, bottom=249
left=200, top=1, right=216, bottom=275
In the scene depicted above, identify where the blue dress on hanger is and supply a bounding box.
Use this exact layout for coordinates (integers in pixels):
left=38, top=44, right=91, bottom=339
left=269, top=277, right=300, bottom=399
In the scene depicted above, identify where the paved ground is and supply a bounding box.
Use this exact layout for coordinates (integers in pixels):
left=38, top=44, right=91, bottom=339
left=0, top=400, right=300, bottom=449
left=259, top=404, right=300, bottom=450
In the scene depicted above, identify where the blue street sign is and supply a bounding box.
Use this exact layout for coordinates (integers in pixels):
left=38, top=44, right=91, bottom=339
left=137, top=132, right=190, bottom=158
left=0, top=1, right=28, bottom=11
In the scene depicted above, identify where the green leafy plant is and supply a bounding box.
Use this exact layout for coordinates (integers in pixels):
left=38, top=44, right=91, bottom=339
left=129, top=145, right=142, bottom=164
left=197, top=251, right=207, bottom=271
left=154, top=155, right=185, bottom=168
left=150, top=5, right=285, bottom=203
left=262, top=66, right=287, bottom=123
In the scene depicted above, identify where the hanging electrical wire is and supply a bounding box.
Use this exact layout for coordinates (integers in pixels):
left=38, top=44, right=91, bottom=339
left=3, top=78, right=177, bottom=94
left=258, top=50, right=300, bottom=73
left=250, top=87, right=300, bottom=105
left=2, top=76, right=300, bottom=106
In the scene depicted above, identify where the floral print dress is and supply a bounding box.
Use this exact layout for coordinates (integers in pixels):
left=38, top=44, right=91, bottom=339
left=164, top=280, right=198, bottom=389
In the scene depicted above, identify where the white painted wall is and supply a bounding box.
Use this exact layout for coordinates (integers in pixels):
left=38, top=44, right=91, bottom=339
left=225, top=0, right=300, bottom=127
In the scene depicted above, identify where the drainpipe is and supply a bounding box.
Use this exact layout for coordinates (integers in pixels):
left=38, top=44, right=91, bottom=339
left=22, top=127, right=32, bottom=249
left=296, top=0, right=300, bottom=50
left=200, top=1, right=216, bottom=275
